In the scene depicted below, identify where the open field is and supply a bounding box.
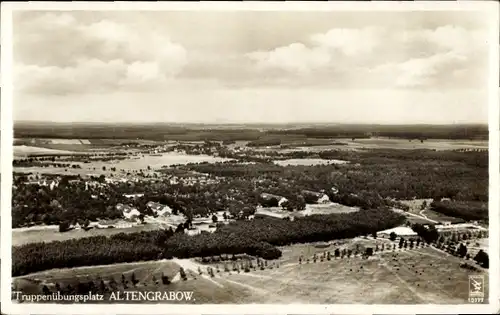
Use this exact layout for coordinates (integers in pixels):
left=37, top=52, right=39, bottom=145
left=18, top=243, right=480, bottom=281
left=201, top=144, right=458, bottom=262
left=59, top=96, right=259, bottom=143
left=12, top=223, right=162, bottom=247
left=256, top=202, right=359, bottom=219
left=14, top=145, right=78, bottom=157
left=274, top=158, right=348, bottom=166
left=264, top=138, right=488, bottom=153
left=404, top=214, right=437, bottom=225
left=76, top=152, right=231, bottom=171
left=14, top=151, right=232, bottom=173
left=14, top=259, right=182, bottom=294
left=301, top=203, right=360, bottom=215
left=13, top=240, right=487, bottom=304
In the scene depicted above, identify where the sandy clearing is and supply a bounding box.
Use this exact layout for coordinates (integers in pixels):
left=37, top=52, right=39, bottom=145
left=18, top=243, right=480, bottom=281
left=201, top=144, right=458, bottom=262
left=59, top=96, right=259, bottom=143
left=219, top=277, right=269, bottom=295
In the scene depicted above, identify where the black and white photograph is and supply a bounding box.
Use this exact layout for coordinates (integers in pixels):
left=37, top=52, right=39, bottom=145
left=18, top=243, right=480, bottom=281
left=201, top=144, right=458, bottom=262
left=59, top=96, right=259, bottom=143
left=1, top=2, right=498, bottom=314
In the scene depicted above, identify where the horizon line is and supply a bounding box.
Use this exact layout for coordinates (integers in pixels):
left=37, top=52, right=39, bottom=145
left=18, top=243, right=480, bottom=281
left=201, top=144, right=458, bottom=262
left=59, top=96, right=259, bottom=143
left=13, top=120, right=489, bottom=126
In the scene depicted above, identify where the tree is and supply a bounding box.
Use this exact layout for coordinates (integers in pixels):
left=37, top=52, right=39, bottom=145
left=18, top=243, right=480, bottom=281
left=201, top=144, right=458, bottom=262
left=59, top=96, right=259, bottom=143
left=180, top=267, right=187, bottom=281
left=131, top=272, right=138, bottom=286
left=99, top=280, right=106, bottom=293
left=421, top=200, right=427, bottom=210
left=334, top=248, right=340, bottom=258
left=474, top=250, right=489, bottom=268
left=212, top=214, right=218, bottom=223
left=162, top=273, right=170, bottom=285
left=458, top=243, right=468, bottom=258
left=42, top=285, right=51, bottom=295
left=399, top=237, right=404, bottom=249
left=389, top=232, right=397, bottom=241
left=108, top=277, right=118, bottom=290
left=372, top=231, right=377, bottom=239
left=59, top=221, right=71, bottom=233
left=365, top=248, right=373, bottom=257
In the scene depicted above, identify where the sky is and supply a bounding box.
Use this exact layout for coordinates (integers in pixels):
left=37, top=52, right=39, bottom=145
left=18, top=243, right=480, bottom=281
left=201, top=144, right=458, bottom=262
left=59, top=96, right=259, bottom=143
left=12, top=10, right=492, bottom=124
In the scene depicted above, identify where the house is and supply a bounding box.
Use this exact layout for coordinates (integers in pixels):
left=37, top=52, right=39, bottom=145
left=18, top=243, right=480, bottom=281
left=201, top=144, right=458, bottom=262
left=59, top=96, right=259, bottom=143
left=49, top=180, right=59, bottom=191
left=147, top=201, right=172, bottom=216
left=123, top=193, right=144, bottom=199
left=377, top=226, right=418, bottom=238
left=301, top=190, right=330, bottom=204
left=116, top=203, right=141, bottom=220
left=70, top=222, right=82, bottom=230
left=259, top=193, right=288, bottom=207
left=317, top=194, right=330, bottom=204
left=278, top=197, right=288, bottom=207
left=38, top=180, right=48, bottom=187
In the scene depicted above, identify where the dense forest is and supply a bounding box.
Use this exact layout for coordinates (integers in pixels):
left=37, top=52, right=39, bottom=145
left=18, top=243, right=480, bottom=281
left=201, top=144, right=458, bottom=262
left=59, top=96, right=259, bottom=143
left=12, top=208, right=405, bottom=276
left=430, top=200, right=488, bottom=221
left=14, top=123, right=488, bottom=141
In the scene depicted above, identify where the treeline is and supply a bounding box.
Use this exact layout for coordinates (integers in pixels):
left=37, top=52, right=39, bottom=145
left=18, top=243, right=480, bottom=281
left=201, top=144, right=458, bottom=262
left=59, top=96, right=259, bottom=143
left=317, top=148, right=488, bottom=168
left=13, top=209, right=405, bottom=276
left=327, top=191, right=409, bottom=211
left=247, top=139, right=282, bottom=147
left=13, top=160, right=82, bottom=169
left=430, top=200, right=488, bottom=221
left=267, top=129, right=369, bottom=139
left=15, top=124, right=262, bottom=142
left=265, top=124, right=487, bottom=140
left=12, top=230, right=171, bottom=276
left=15, top=123, right=487, bottom=141
left=219, top=208, right=406, bottom=246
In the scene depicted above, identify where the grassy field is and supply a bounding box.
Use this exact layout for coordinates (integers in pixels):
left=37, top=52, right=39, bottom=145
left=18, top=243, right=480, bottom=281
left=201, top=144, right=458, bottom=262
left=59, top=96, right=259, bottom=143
left=301, top=203, right=360, bottom=215
left=274, top=158, right=348, bottom=166
left=14, top=151, right=232, bottom=174
left=13, top=239, right=486, bottom=304
left=265, top=138, right=488, bottom=153
left=12, top=224, right=162, bottom=246
left=256, top=202, right=360, bottom=218
left=13, top=145, right=78, bottom=157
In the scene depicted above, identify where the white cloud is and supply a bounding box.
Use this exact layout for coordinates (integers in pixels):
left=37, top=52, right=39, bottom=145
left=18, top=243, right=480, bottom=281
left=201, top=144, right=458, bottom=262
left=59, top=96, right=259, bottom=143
left=246, top=25, right=488, bottom=89
left=248, top=43, right=331, bottom=74
left=310, top=27, right=383, bottom=56
left=14, top=12, right=188, bottom=94
left=371, top=52, right=469, bottom=88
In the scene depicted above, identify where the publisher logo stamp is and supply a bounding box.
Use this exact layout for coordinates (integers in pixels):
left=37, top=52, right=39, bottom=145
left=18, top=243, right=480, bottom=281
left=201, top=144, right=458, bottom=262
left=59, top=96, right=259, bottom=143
left=468, top=275, right=484, bottom=303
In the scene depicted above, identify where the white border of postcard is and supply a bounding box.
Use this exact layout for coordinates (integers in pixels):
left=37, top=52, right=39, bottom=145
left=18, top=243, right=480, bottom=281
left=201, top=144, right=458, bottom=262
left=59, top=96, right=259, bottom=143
left=1, top=1, right=499, bottom=314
